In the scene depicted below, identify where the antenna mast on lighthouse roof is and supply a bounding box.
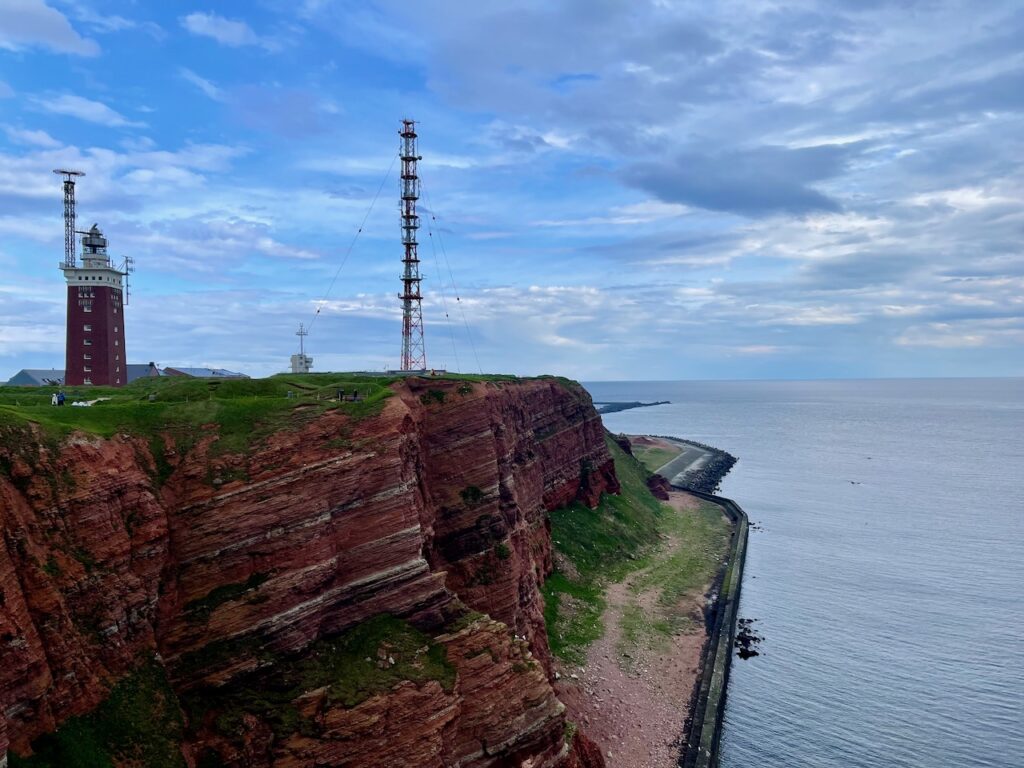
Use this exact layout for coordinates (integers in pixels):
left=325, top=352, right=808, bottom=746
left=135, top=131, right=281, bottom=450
left=53, top=169, right=85, bottom=268
left=399, top=119, right=426, bottom=371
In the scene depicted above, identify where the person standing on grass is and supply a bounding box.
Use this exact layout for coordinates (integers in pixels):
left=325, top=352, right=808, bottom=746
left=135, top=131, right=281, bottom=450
left=57, top=391, right=65, bottom=406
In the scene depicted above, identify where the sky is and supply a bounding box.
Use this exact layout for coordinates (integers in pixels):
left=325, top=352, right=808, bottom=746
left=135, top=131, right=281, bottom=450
left=0, top=0, right=1022, bottom=381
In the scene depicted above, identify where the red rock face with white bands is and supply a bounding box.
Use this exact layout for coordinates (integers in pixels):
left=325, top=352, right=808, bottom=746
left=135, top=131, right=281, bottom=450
left=0, top=378, right=613, bottom=766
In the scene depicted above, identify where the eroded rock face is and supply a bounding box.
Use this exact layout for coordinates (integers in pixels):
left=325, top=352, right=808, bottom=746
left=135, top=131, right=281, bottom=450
left=0, top=378, right=612, bottom=767
left=400, top=377, right=617, bottom=675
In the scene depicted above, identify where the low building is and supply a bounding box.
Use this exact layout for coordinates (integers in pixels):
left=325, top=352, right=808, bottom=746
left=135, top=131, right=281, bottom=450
left=289, top=353, right=313, bottom=374
left=5, top=362, right=247, bottom=386
left=5, top=369, right=67, bottom=387
left=163, top=367, right=248, bottom=379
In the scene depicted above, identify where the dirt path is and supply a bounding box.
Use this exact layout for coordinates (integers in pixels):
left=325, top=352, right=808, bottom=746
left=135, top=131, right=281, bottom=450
left=555, top=492, right=712, bottom=768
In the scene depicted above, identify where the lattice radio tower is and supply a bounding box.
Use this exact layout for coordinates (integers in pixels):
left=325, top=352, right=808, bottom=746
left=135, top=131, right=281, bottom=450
left=399, top=119, right=426, bottom=371
left=53, top=169, right=85, bottom=268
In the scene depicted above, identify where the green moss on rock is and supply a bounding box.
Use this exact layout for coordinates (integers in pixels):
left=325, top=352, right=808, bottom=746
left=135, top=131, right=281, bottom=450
left=182, top=614, right=456, bottom=745
left=8, top=657, right=186, bottom=768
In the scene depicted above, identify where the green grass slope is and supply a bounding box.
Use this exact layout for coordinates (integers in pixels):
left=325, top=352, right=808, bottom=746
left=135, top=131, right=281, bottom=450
left=543, top=435, right=665, bottom=664
left=543, top=435, right=731, bottom=665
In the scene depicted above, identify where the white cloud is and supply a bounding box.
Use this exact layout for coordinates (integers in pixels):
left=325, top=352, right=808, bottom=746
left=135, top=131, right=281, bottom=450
left=0, top=322, right=63, bottom=354
left=535, top=199, right=689, bottom=227
left=0, top=0, right=99, bottom=55
left=179, top=68, right=223, bottom=101
left=895, top=323, right=987, bottom=348
left=733, top=345, right=787, bottom=355
left=62, top=1, right=143, bottom=34
left=756, top=305, right=863, bottom=326
left=895, top=321, right=1024, bottom=349
left=0, top=81, right=13, bottom=98
left=880, top=304, right=927, bottom=317
left=31, top=93, right=145, bottom=127
left=180, top=11, right=278, bottom=51
left=909, top=186, right=1018, bottom=212
left=2, top=125, right=61, bottom=147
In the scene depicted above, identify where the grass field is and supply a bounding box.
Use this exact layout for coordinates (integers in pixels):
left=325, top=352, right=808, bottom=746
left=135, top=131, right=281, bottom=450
left=0, top=373, right=397, bottom=440
left=0, top=373, right=406, bottom=489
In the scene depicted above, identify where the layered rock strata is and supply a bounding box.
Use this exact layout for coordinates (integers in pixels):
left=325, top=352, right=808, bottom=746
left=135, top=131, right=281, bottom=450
left=0, top=377, right=613, bottom=767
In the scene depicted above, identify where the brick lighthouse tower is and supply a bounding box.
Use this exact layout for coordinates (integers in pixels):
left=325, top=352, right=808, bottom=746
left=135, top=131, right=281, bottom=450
left=55, top=170, right=129, bottom=386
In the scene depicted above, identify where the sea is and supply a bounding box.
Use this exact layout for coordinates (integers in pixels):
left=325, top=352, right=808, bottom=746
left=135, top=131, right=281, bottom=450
left=586, top=378, right=1023, bottom=768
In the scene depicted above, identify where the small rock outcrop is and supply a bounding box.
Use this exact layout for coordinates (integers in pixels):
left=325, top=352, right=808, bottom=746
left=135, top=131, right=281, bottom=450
left=645, top=473, right=672, bottom=500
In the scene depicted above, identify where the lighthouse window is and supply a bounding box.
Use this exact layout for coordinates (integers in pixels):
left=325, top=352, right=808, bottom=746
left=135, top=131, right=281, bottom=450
left=83, top=304, right=92, bottom=312
left=83, top=324, right=92, bottom=332
left=83, top=378, right=92, bottom=385
left=83, top=366, right=91, bottom=372
left=115, top=366, right=120, bottom=373
left=114, top=339, right=119, bottom=346
left=83, top=354, right=91, bottom=360
left=83, top=339, right=92, bottom=346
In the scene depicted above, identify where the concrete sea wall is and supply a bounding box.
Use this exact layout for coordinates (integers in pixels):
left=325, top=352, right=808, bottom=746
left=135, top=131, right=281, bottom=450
left=679, top=488, right=749, bottom=768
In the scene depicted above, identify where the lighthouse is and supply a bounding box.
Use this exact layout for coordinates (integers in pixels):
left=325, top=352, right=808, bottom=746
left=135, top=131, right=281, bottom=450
left=60, top=224, right=128, bottom=386
left=53, top=170, right=130, bottom=387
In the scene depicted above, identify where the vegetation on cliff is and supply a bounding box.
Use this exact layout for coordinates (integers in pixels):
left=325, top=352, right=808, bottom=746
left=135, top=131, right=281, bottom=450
left=543, top=436, right=665, bottom=663
left=8, top=657, right=186, bottom=768
left=543, top=436, right=730, bottom=664
left=0, top=373, right=398, bottom=492
left=182, top=614, right=456, bottom=743
left=0, top=373, right=581, bottom=464
left=0, top=373, right=394, bottom=447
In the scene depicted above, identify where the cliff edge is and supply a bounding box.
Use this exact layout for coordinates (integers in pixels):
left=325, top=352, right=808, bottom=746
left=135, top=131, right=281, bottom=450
left=0, top=375, right=614, bottom=767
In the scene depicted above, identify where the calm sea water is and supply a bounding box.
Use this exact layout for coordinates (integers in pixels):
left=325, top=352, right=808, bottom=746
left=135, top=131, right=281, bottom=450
left=586, top=379, right=1024, bottom=768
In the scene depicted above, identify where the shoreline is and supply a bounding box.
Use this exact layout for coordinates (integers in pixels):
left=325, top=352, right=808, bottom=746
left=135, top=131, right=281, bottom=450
left=628, top=435, right=749, bottom=767
left=649, top=435, right=738, bottom=494
left=677, top=488, right=748, bottom=768
left=554, top=490, right=716, bottom=768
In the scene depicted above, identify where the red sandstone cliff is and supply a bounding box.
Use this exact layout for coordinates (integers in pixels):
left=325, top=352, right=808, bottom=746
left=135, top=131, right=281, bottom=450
left=0, top=377, right=614, bottom=767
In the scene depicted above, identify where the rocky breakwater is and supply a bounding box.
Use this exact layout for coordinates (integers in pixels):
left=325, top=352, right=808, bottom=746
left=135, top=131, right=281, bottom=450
left=0, top=376, right=613, bottom=767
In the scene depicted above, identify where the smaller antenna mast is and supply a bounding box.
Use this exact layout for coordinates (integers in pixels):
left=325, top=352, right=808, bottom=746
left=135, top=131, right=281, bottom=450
left=296, top=322, right=308, bottom=357
left=121, top=255, right=135, bottom=304
left=53, top=169, right=85, bottom=268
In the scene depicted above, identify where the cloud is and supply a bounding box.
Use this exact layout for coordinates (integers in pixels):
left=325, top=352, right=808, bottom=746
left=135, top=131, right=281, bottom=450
left=732, top=345, right=790, bottom=356
left=64, top=2, right=163, bottom=39
left=535, top=200, right=689, bottom=228
left=0, top=0, right=99, bottom=55
left=31, top=93, right=145, bottom=127
left=621, top=144, right=857, bottom=217
left=769, top=306, right=863, bottom=326
left=179, top=68, right=223, bottom=101
left=0, top=81, right=13, bottom=98
left=180, top=11, right=278, bottom=51
left=2, top=125, right=61, bottom=147
left=895, top=320, right=1024, bottom=348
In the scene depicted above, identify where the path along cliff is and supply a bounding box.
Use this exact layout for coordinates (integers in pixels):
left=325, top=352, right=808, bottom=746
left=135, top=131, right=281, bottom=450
left=0, top=375, right=616, bottom=768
